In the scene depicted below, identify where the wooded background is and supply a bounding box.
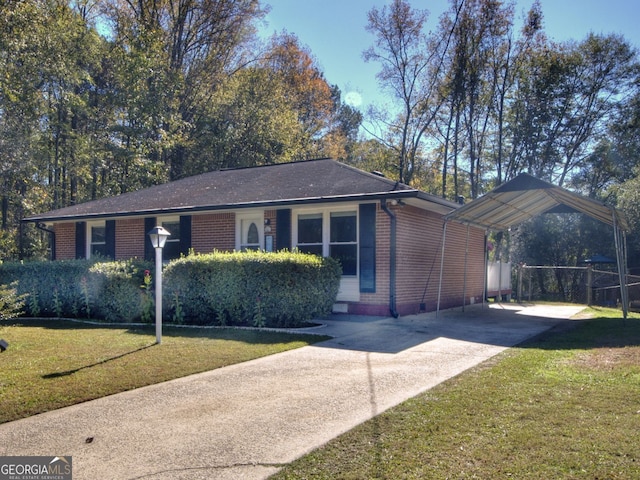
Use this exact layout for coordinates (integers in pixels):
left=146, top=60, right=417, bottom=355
left=2, top=0, right=640, bottom=272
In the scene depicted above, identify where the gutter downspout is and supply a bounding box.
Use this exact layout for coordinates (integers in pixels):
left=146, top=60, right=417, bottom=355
left=36, top=223, right=56, bottom=260
left=381, top=199, right=399, bottom=318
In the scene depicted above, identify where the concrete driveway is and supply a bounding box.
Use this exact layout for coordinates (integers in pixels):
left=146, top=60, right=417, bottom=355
left=0, top=303, right=584, bottom=479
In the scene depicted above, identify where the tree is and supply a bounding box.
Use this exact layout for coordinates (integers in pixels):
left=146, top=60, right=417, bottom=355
left=188, top=67, right=304, bottom=171
left=101, top=0, right=267, bottom=178
left=0, top=0, right=108, bottom=257
left=363, top=0, right=454, bottom=185
left=261, top=32, right=338, bottom=159
left=507, top=34, right=638, bottom=186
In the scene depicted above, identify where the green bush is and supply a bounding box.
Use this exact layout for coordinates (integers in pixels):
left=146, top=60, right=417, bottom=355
left=0, top=251, right=342, bottom=327
left=0, top=281, right=27, bottom=320
left=0, top=258, right=153, bottom=322
left=163, top=250, right=342, bottom=327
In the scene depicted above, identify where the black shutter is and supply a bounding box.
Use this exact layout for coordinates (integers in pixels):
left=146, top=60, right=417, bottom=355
left=179, top=215, right=192, bottom=256
left=105, top=220, right=116, bottom=259
left=144, top=217, right=156, bottom=261
left=359, top=203, right=376, bottom=292
left=276, top=209, right=291, bottom=251
left=75, top=222, right=86, bottom=259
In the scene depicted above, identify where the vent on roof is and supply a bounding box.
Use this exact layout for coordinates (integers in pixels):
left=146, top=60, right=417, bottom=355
left=371, top=170, right=385, bottom=178
left=456, top=195, right=465, bottom=205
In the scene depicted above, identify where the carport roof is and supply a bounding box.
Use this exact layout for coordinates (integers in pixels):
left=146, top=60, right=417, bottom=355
left=444, top=173, right=628, bottom=232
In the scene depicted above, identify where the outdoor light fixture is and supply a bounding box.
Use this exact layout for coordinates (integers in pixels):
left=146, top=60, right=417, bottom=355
left=148, top=226, right=171, bottom=344
left=148, top=226, right=171, bottom=249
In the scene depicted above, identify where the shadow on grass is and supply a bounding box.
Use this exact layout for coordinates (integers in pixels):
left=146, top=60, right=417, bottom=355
left=519, top=314, right=640, bottom=351
left=2, top=318, right=329, bottom=349
left=42, top=344, right=155, bottom=379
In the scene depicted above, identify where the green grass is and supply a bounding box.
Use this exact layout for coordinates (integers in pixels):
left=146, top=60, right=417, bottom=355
left=271, top=307, right=640, bottom=480
left=0, top=318, right=328, bottom=424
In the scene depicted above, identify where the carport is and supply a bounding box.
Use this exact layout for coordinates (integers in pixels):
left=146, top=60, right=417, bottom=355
left=437, top=173, right=630, bottom=318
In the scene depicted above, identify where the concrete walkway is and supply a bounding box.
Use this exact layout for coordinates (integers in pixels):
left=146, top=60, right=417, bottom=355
left=0, top=303, right=584, bottom=479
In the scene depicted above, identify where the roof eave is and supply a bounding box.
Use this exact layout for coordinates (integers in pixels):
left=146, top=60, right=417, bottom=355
left=23, top=190, right=435, bottom=224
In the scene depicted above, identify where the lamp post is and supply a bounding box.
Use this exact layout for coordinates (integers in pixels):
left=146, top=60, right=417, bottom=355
left=148, top=226, right=171, bottom=344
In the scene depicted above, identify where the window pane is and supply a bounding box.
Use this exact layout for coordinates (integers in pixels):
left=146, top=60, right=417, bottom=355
left=247, top=222, right=259, bottom=244
left=330, top=244, right=357, bottom=276
left=162, top=221, right=180, bottom=240
left=298, top=213, right=322, bottom=244
left=163, top=239, right=181, bottom=260
left=299, top=244, right=323, bottom=257
left=330, top=212, right=356, bottom=242
left=91, top=226, right=105, bottom=243
left=161, top=221, right=180, bottom=260
left=92, top=244, right=107, bottom=257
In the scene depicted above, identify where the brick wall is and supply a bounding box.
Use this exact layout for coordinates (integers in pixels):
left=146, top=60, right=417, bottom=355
left=53, top=211, right=276, bottom=261
left=352, top=203, right=485, bottom=316
left=115, top=218, right=145, bottom=260
left=52, top=204, right=485, bottom=317
left=192, top=213, right=235, bottom=253
left=264, top=210, right=277, bottom=251
left=358, top=204, right=389, bottom=312
left=54, top=222, right=76, bottom=260
left=396, top=205, right=484, bottom=314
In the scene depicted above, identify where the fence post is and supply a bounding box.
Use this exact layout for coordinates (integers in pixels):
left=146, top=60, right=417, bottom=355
left=586, top=265, right=593, bottom=307
left=517, top=264, right=523, bottom=302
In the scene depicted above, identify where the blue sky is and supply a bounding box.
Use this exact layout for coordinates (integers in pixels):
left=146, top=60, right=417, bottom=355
left=259, top=0, right=640, bottom=110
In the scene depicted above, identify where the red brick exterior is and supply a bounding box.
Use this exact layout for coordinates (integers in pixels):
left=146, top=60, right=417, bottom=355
left=115, top=218, right=146, bottom=259
left=54, top=222, right=76, bottom=260
left=51, top=203, right=486, bottom=316
left=264, top=210, right=277, bottom=251
left=350, top=203, right=485, bottom=316
left=192, top=213, right=235, bottom=253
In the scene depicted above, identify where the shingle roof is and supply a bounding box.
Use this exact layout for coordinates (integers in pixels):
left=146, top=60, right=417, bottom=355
left=25, top=159, right=456, bottom=223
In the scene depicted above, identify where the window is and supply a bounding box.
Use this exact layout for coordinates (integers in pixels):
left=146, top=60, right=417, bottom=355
left=330, top=212, right=357, bottom=275
left=90, top=225, right=106, bottom=257
left=161, top=220, right=181, bottom=260
left=297, top=213, right=323, bottom=256
left=295, top=209, right=358, bottom=276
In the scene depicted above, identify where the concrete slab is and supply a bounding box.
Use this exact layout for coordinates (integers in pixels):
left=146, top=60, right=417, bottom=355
left=0, top=303, right=585, bottom=479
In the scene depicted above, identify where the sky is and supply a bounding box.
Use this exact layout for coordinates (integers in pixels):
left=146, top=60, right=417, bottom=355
left=259, top=0, right=640, bottom=111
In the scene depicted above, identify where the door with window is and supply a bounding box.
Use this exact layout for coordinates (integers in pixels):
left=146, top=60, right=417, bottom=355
left=237, top=215, right=263, bottom=251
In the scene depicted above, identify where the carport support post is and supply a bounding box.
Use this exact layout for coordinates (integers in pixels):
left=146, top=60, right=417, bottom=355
left=613, top=214, right=629, bottom=319
left=436, top=221, right=448, bottom=318
left=462, top=225, right=469, bottom=312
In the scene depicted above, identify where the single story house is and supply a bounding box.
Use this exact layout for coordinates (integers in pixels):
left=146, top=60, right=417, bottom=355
left=24, top=159, right=486, bottom=316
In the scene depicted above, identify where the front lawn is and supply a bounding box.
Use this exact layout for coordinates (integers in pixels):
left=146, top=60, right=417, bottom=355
left=0, top=319, right=328, bottom=424
left=271, top=307, right=640, bottom=479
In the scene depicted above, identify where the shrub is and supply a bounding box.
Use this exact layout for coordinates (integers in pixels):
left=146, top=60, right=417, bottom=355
left=0, top=251, right=342, bottom=327
left=0, top=258, right=153, bottom=322
left=0, top=281, right=27, bottom=320
left=163, top=250, right=342, bottom=327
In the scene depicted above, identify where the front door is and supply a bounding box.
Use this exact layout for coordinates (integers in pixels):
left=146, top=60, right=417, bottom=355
left=239, top=216, right=263, bottom=251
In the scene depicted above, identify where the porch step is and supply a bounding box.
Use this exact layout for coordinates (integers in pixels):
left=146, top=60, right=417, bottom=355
left=332, top=302, right=349, bottom=313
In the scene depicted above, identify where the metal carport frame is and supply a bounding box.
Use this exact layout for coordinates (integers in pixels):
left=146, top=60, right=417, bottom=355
left=436, top=173, right=630, bottom=318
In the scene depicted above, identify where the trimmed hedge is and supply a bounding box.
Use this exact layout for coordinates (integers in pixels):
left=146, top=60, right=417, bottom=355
left=0, top=258, right=153, bottom=322
left=0, top=251, right=342, bottom=327
left=163, top=251, right=342, bottom=327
